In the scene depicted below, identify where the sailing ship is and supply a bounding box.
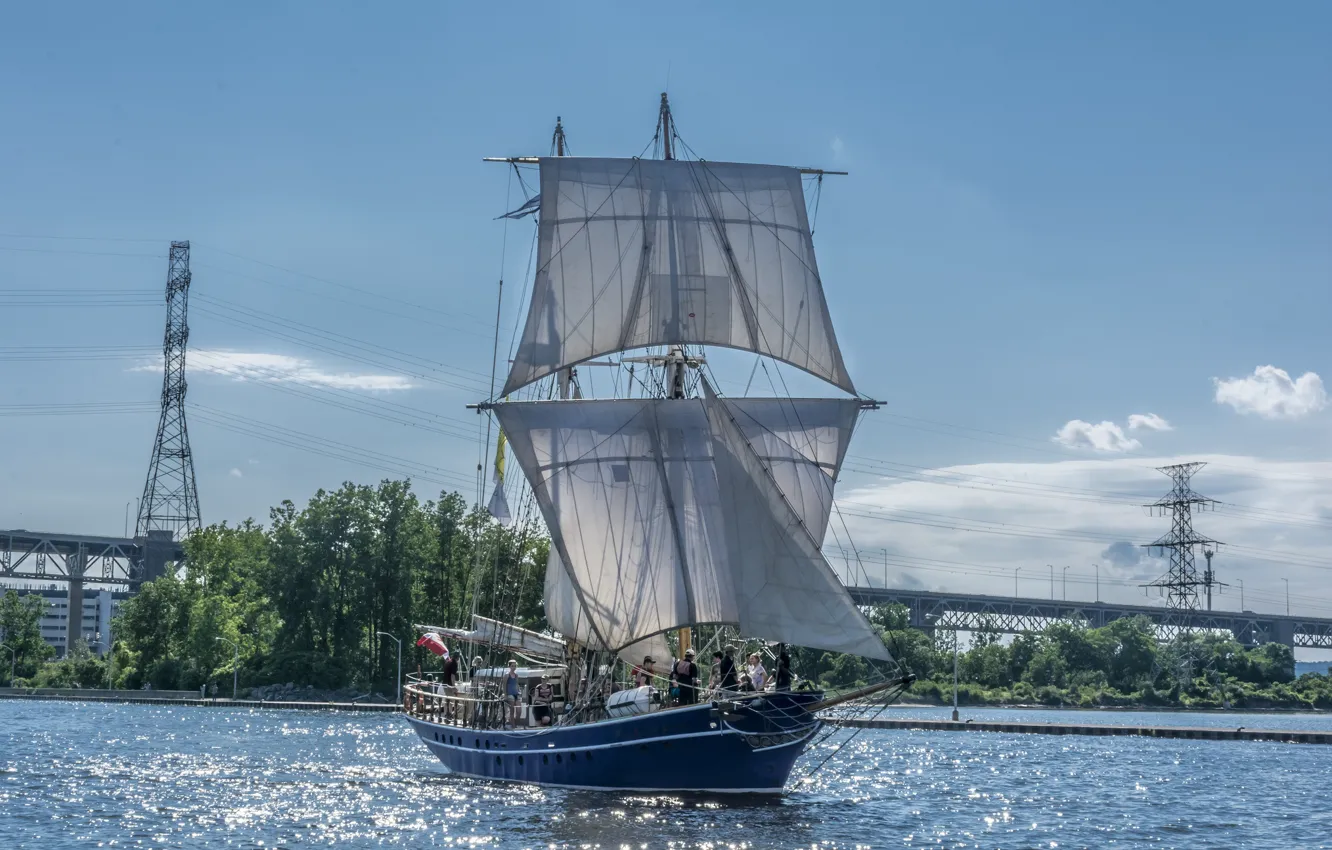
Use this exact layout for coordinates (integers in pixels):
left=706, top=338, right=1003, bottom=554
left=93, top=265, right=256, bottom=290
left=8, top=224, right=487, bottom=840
left=401, top=96, right=911, bottom=793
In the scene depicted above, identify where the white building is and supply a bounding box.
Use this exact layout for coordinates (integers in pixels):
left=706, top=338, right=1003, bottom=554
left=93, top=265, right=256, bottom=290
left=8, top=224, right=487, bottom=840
left=2, top=584, right=128, bottom=657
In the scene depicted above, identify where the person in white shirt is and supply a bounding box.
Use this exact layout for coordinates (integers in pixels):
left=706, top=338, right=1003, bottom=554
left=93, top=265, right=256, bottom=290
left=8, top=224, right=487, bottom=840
left=747, top=653, right=767, bottom=691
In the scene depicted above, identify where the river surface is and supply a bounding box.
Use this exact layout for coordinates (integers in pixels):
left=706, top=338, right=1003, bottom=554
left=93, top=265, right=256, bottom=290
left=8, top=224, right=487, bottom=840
left=1, top=701, right=1328, bottom=849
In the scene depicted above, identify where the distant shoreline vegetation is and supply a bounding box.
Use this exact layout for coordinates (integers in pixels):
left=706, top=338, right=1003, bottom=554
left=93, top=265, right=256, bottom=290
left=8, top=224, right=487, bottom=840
left=1, top=480, right=1329, bottom=711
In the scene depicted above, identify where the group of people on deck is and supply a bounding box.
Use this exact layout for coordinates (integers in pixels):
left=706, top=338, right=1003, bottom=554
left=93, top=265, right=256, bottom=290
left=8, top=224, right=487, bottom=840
left=631, top=642, right=794, bottom=705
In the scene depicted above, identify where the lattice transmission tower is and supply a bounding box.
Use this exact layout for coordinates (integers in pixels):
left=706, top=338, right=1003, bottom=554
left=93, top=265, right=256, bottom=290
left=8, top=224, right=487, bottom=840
left=136, top=241, right=201, bottom=539
left=1140, top=462, right=1222, bottom=612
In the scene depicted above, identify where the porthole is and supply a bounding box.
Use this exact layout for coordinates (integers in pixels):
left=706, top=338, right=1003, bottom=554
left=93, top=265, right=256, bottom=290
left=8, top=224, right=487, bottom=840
left=475, top=738, right=480, bottom=748
left=569, top=752, right=576, bottom=762
left=495, top=756, right=501, bottom=765
left=485, top=740, right=491, bottom=749
left=555, top=753, right=562, bottom=764
left=542, top=754, right=549, bottom=765
left=518, top=755, right=525, bottom=765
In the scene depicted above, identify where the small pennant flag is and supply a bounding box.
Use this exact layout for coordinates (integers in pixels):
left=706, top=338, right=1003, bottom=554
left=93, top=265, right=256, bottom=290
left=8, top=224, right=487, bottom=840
left=487, top=425, right=512, bottom=526
left=416, top=632, right=450, bottom=658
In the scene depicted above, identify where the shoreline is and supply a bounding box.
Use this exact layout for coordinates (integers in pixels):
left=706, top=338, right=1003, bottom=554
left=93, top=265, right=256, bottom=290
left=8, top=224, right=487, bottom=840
left=892, top=700, right=1329, bottom=715
left=0, top=690, right=398, bottom=712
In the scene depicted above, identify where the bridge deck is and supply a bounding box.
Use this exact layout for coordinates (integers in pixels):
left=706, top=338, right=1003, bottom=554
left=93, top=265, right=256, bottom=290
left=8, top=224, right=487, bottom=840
left=848, top=586, right=1332, bottom=649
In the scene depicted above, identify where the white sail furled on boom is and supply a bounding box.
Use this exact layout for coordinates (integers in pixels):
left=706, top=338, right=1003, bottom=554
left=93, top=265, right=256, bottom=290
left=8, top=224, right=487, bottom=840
left=492, top=394, right=885, bottom=659
left=502, top=157, right=855, bottom=397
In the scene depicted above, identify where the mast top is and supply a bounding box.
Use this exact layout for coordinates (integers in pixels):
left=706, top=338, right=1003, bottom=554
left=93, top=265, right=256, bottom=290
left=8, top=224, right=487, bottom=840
left=658, top=92, right=674, bottom=161
left=552, top=116, right=566, bottom=157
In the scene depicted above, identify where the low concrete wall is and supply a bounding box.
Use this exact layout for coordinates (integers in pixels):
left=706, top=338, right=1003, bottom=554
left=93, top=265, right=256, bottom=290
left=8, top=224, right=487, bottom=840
left=0, top=687, right=200, bottom=700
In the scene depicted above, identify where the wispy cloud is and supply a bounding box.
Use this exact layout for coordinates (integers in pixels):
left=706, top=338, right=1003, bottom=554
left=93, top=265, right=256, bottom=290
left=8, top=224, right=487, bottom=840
left=134, top=349, right=413, bottom=391
left=1053, top=420, right=1141, bottom=452
left=1127, top=413, right=1172, bottom=432
left=1214, top=365, right=1326, bottom=419
left=228, top=467, right=243, bottom=478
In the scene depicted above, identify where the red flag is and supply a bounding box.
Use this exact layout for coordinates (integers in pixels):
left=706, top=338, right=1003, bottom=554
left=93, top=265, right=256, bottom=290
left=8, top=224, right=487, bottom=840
left=416, top=632, right=449, bottom=658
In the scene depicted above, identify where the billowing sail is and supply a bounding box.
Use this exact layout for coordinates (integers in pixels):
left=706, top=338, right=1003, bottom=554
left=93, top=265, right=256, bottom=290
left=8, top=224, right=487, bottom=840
left=502, top=157, right=855, bottom=397
left=492, top=393, right=887, bottom=660
left=702, top=383, right=892, bottom=661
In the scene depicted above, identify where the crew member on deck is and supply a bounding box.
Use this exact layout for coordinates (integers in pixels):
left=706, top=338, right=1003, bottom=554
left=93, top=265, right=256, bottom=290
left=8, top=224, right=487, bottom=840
left=504, top=660, right=521, bottom=726
left=634, top=656, right=656, bottom=688
left=718, top=645, right=738, bottom=691
left=775, top=644, right=793, bottom=690
left=532, top=676, right=555, bottom=726
left=673, top=648, right=699, bottom=704
left=747, top=653, right=767, bottom=691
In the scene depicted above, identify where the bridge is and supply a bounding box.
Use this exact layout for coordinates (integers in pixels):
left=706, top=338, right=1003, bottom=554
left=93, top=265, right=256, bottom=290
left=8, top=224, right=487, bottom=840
left=847, top=586, right=1332, bottom=649
left=1, top=529, right=184, bottom=651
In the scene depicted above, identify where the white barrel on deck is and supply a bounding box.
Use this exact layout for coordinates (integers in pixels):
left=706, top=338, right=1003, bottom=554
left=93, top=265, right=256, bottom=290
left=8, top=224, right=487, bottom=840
left=606, top=686, right=653, bottom=718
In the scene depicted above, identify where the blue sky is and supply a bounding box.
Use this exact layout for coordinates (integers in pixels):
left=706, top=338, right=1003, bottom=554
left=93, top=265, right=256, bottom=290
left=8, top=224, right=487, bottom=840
left=2, top=3, right=1330, bottom=638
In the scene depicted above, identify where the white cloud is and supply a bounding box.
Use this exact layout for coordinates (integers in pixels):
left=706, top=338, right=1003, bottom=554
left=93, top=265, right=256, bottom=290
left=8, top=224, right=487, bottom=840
left=1214, top=365, right=1327, bottom=419
left=1127, top=413, right=1172, bottom=432
left=134, top=349, right=413, bottom=391
left=228, top=467, right=243, bottom=478
left=1052, top=420, right=1140, bottom=452
left=832, top=454, right=1332, bottom=621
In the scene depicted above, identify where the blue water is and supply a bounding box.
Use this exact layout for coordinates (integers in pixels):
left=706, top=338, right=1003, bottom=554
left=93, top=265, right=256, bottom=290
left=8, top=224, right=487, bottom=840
left=1, top=701, right=1328, bottom=848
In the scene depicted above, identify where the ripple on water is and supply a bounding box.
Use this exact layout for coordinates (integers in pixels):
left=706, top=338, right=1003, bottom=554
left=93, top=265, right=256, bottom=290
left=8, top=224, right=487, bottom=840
left=1, top=702, right=1329, bottom=848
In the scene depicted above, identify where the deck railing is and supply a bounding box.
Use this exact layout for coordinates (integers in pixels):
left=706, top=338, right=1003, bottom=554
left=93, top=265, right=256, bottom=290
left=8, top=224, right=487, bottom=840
left=403, top=673, right=509, bottom=729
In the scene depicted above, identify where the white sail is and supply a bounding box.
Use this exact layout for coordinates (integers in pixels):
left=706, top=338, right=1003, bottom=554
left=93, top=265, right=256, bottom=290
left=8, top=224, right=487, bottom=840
left=702, top=382, right=892, bottom=661
left=543, top=555, right=673, bottom=668
left=492, top=394, right=883, bottom=659
left=502, top=157, right=855, bottom=397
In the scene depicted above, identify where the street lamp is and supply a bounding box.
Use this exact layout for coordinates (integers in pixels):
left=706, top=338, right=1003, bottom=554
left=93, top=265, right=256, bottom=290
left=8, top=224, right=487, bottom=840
left=1014, top=566, right=1022, bottom=597
left=1092, top=563, right=1100, bottom=603
left=1063, top=566, right=1070, bottom=601
left=1046, top=565, right=1054, bottom=600
left=1282, top=578, right=1290, bottom=615
left=376, top=631, right=402, bottom=706
left=215, top=637, right=238, bottom=699
left=0, top=644, right=14, bottom=686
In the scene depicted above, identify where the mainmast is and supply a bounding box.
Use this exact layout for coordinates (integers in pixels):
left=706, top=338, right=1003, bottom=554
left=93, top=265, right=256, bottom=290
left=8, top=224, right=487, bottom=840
left=551, top=116, right=578, bottom=401
left=656, top=93, right=689, bottom=399
left=552, top=116, right=566, bottom=157
left=657, top=92, right=675, bottom=161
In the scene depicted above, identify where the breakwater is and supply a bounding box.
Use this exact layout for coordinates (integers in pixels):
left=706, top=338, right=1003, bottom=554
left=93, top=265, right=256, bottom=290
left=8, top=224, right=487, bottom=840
left=835, top=715, right=1332, bottom=744
left=0, top=687, right=397, bottom=712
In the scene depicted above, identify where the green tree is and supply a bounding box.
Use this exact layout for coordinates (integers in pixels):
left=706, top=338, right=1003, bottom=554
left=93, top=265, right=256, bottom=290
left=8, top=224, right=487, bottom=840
left=0, top=590, right=55, bottom=681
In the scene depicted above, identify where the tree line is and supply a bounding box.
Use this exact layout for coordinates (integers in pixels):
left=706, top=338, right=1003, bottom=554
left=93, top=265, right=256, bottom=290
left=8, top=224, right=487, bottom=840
left=1, top=477, right=1328, bottom=710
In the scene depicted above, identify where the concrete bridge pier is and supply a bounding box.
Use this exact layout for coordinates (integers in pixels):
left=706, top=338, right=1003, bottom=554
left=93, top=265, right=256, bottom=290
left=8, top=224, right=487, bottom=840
left=65, top=545, right=87, bottom=656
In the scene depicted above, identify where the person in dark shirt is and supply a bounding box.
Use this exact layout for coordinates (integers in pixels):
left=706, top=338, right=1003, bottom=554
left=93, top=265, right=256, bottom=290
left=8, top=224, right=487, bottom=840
left=774, top=643, right=792, bottom=691
left=717, top=645, right=738, bottom=691
left=531, top=676, right=555, bottom=726
left=442, top=654, right=459, bottom=688
left=673, top=648, right=699, bottom=704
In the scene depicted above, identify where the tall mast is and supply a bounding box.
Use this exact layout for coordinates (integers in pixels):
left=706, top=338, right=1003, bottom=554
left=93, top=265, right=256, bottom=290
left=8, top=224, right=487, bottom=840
left=551, top=116, right=566, bottom=157
left=552, top=116, right=577, bottom=401
left=657, top=93, right=687, bottom=396
left=658, top=92, right=674, bottom=161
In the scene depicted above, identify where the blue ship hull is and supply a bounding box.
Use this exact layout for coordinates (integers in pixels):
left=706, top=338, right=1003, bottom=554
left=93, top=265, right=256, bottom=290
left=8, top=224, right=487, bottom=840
left=407, top=692, right=824, bottom=793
